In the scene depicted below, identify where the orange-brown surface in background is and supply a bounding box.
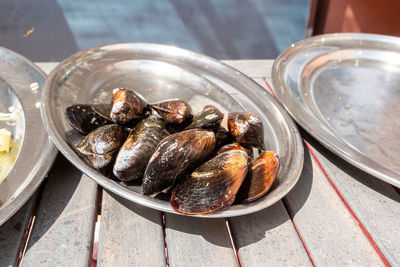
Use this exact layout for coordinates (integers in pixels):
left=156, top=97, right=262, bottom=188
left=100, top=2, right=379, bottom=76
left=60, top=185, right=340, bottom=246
left=312, top=0, right=400, bottom=36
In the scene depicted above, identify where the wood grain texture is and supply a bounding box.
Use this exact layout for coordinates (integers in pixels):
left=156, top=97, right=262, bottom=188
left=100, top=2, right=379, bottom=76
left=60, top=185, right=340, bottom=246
left=229, top=201, right=312, bottom=266
left=22, top=155, right=98, bottom=267
left=0, top=193, right=38, bottom=267
left=306, top=137, right=400, bottom=266
left=283, top=146, right=384, bottom=266
left=263, top=60, right=400, bottom=265
left=165, top=214, right=238, bottom=267
left=36, top=62, right=58, bottom=75
left=97, top=191, right=165, bottom=267
left=223, top=60, right=274, bottom=78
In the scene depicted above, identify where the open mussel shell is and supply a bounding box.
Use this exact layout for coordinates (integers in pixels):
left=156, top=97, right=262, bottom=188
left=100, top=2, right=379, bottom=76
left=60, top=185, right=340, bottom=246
left=236, top=151, right=279, bottom=203
left=171, top=149, right=249, bottom=215
left=65, top=104, right=111, bottom=135
left=228, top=112, right=266, bottom=150
left=151, top=99, right=193, bottom=125
left=142, top=129, right=216, bottom=195
left=186, top=105, right=223, bottom=131
left=76, top=124, right=127, bottom=168
left=91, top=103, right=113, bottom=120
left=110, top=88, right=148, bottom=125
left=113, top=116, right=169, bottom=182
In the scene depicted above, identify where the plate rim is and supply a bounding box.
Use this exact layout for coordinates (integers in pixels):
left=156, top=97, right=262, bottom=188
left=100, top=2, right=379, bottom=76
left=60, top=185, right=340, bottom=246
left=0, top=46, right=58, bottom=226
left=41, top=42, right=304, bottom=217
left=272, top=33, right=400, bottom=188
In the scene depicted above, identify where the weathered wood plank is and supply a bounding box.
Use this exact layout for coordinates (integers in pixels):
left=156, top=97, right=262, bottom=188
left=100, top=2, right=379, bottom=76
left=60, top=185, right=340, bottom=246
left=36, top=62, right=58, bottom=75
left=165, top=214, right=238, bottom=267
left=262, top=62, right=400, bottom=265
left=22, top=155, right=98, bottom=266
left=0, top=193, right=38, bottom=267
left=223, top=60, right=274, bottom=78
left=283, top=144, right=384, bottom=266
left=229, top=201, right=312, bottom=266
left=306, top=136, right=400, bottom=266
left=97, top=191, right=165, bottom=267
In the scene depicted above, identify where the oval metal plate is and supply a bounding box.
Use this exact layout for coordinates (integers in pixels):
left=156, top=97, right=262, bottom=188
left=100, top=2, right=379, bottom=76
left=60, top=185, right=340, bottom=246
left=273, top=33, right=400, bottom=188
left=0, top=47, right=57, bottom=226
left=41, top=43, right=303, bottom=217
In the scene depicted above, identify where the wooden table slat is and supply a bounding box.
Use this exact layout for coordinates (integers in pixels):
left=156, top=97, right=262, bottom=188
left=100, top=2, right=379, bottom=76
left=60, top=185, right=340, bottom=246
left=229, top=201, right=312, bottom=266
left=97, top=191, right=166, bottom=267
left=307, top=138, right=400, bottom=266
left=263, top=63, right=400, bottom=265
left=0, top=193, right=38, bottom=267
left=283, top=147, right=384, bottom=266
left=22, top=155, right=98, bottom=266
left=165, top=214, right=239, bottom=267
left=223, top=60, right=274, bottom=78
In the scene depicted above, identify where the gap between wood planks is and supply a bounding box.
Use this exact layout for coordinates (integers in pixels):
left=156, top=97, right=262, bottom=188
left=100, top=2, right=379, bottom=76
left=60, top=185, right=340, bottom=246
left=14, top=180, right=47, bottom=267
left=263, top=78, right=392, bottom=267
left=90, top=186, right=103, bottom=267
left=162, top=213, right=170, bottom=267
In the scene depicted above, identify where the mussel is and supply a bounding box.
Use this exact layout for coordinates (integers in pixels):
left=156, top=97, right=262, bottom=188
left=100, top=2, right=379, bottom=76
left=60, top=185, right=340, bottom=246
left=215, top=127, right=234, bottom=149
left=65, top=104, right=111, bottom=135
left=110, top=88, right=148, bottom=124
left=171, top=149, right=249, bottom=215
left=76, top=124, right=127, bottom=169
left=151, top=99, right=193, bottom=125
left=228, top=112, right=265, bottom=149
left=142, top=129, right=216, bottom=195
left=186, top=105, right=223, bottom=131
left=236, top=151, right=279, bottom=203
left=216, top=143, right=252, bottom=157
left=113, top=116, right=169, bottom=181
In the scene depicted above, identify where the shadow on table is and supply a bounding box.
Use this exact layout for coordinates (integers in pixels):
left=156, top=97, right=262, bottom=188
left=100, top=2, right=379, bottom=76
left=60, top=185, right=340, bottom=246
left=282, top=141, right=313, bottom=218
left=109, top=189, right=235, bottom=248
left=302, top=129, right=400, bottom=203
left=222, top=143, right=312, bottom=249
left=25, top=154, right=85, bottom=250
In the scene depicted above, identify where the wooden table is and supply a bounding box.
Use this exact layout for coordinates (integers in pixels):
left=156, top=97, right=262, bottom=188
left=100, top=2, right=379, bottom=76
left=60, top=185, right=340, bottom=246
left=1, top=61, right=399, bottom=267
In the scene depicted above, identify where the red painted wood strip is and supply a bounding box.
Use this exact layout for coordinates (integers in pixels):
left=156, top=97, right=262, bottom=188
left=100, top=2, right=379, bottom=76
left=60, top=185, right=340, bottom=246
left=225, top=219, right=243, bottom=267
left=291, top=219, right=316, bottom=267
left=264, top=78, right=391, bottom=266
left=263, top=78, right=277, bottom=98
left=305, top=142, right=391, bottom=267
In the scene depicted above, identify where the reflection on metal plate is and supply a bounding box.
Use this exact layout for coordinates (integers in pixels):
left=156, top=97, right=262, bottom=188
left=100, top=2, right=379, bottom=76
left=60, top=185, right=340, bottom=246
left=273, top=33, right=400, bottom=188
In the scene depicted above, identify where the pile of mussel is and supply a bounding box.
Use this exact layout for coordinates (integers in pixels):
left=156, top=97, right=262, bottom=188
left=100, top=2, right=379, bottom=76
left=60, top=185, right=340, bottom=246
left=65, top=88, right=279, bottom=215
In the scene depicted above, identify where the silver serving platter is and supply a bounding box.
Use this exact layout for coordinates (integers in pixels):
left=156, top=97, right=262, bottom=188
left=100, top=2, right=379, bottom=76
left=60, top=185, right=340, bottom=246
left=0, top=47, right=57, bottom=225
left=41, top=43, right=303, bottom=217
left=273, top=33, right=400, bottom=188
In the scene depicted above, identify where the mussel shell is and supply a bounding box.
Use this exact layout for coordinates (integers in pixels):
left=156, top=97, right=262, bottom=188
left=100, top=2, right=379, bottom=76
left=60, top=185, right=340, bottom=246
left=65, top=104, right=111, bottom=135
left=91, top=103, right=113, bottom=120
left=236, top=151, right=279, bottom=203
left=77, top=124, right=127, bottom=155
left=151, top=99, right=193, bottom=125
left=186, top=105, right=223, bottom=131
left=110, top=88, right=148, bottom=124
left=215, top=127, right=234, bottom=148
left=216, top=143, right=251, bottom=156
left=142, top=129, right=216, bottom=195
left=171, top=149, right=249, bottom=215
left=85, top=153, right=114, bottom=169
left=228, top=112, right=265, bottom=149
left=113, top=116, right=169, bottom=182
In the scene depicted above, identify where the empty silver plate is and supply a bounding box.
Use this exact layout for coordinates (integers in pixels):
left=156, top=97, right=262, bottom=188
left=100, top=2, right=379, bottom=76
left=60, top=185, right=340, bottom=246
left=0, top=47, right=57, bottom=225
left=273, top=33, right=400, bottom=188
left=41, top=43, right=303, bottom=217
